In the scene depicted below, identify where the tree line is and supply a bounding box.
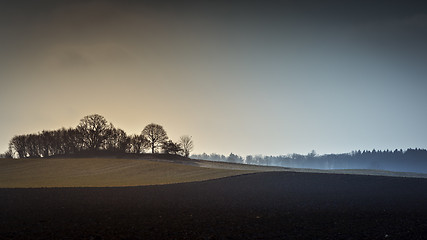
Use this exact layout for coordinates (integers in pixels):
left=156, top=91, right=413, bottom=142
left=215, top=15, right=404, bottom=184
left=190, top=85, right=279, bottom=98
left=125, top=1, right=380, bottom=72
left=3, top=114, right=193, bottom=159
left=191, top=148, right=427, bottom=173
left=3, top=114, right=426, bottom=174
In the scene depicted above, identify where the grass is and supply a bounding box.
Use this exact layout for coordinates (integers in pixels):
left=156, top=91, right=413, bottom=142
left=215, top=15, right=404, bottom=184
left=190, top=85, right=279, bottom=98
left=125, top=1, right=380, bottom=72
left=0, top=157, right=257, bottom=188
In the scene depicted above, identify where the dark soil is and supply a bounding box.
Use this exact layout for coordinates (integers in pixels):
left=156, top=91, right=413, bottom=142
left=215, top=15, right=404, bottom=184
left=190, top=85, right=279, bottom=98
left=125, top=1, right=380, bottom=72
left=1, top=172, right=427, bottom=239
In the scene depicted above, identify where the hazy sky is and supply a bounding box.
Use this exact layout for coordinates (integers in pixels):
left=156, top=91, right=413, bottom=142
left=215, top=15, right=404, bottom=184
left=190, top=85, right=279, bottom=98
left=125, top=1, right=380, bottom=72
left=1, top=0, right=427, bottom=156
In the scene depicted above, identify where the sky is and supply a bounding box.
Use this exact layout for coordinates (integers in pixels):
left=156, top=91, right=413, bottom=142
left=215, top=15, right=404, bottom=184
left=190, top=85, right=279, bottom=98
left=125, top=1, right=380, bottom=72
left=1, top=0, right=427, bottom=156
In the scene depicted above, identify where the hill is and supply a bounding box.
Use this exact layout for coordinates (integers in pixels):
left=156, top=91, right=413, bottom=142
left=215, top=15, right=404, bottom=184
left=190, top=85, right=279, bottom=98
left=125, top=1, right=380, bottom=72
left=0, top=156, right=284, bottom=188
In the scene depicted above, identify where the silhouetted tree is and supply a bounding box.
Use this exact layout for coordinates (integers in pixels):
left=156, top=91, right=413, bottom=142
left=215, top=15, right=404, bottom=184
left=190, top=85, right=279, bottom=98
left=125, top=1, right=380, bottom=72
left=63, top=128, right=83, bottom=154
left=38, top=130, right=52, bottom=157
left=9, top=135, right=27, bottom=158
left=77, top=114, right=111, bottom=151
left=142, top=123, right=168, bottom=153
left=50, top=129, right=64, bottom=155
left=24, top=134, right=40, bottom=158
left=6, top=114, right=195, bottom=158
left=179, top=135, right=194, bottom=157
left=0, top=149, right=12, bottom=159
left=162, top=140, right=182, bottom=155
left=103, top=125, right=128, bottom=152
left=127, top=134, right=148, bottom=153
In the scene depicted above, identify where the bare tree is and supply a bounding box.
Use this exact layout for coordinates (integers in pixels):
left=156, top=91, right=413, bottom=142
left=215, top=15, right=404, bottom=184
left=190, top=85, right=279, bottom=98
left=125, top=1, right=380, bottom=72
left=64, top=128, right=82, bottom=154
left=179, top=135, right=194, bottom=157
left=6, top=114, right=198, bottom=158
left=103, top=126, right=128, bottom=152
left=9, top=135, right=26, bottom=158
left=77, top=114, right=111, bottom=150
left=0, top=148, right=12, bottom=159
left=162, top=140, right=182, bottom=155
left=127, top=134, right=148, bottom=154
left=142, top=123, right=168, bottom=153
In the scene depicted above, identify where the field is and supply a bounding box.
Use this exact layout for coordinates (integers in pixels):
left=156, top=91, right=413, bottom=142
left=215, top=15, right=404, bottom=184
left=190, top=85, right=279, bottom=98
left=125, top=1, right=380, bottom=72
left=1, top=157, right=427, bottom=239
left=1, top=156, right=425, bottom=188
left=0, top=157, right=280, bottom=188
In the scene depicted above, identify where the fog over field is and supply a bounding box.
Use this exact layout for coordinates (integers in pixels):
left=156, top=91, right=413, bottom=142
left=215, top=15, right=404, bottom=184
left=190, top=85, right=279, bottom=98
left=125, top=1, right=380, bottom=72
left=193, top=148, right=427, bottom=174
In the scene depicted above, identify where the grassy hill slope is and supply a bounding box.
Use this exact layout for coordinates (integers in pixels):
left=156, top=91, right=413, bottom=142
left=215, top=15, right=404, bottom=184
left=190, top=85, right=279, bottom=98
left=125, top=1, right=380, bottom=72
left=0, top=157, right=261, bottom=188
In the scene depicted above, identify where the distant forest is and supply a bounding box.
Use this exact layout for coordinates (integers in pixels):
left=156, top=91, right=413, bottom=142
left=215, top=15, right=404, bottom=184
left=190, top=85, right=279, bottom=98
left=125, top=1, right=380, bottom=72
left=2, top=114, right=194, bottom=159
left=192, top=149, right=427, bottom=173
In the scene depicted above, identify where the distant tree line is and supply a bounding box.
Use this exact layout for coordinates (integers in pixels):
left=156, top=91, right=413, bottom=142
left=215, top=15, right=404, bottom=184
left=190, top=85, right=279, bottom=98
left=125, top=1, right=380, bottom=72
left=3, top=114, right=194, bottom=159
left=191, top=148, right=427, bottom=173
